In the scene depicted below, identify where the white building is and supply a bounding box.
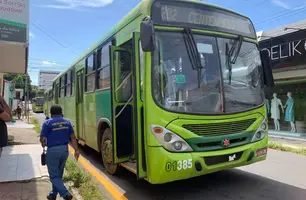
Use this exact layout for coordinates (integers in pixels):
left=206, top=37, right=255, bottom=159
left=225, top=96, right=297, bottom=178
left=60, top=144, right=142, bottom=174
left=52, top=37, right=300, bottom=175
left=38, top=70, right=61, bottom=90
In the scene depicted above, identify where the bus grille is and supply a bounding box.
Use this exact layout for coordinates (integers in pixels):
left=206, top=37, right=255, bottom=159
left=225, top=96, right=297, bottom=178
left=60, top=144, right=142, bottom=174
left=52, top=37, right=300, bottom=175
left=182, top=119, right=256, bottom=136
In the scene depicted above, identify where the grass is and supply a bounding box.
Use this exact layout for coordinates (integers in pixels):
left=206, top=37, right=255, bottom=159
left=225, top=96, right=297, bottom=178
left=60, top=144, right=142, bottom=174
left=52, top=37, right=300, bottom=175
left=30, top=117, right=106, bottom=200
left=268, top=140, right=306, bottom=156
left=63, top=159, right=106, bottom=200
left=30, top=117, right=42, bottom=134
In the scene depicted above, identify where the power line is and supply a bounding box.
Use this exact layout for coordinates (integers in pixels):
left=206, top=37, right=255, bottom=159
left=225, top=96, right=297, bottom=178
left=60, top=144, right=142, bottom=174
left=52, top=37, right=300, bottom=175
left=254, top=0, right=268, bottom=6
left=28, top=57, right=70, bottom=65
left=255, top=8, right=306, bottom=30
left=254, top=3, right=306, bottom=26
left=31, top=22, right=77, bottom=56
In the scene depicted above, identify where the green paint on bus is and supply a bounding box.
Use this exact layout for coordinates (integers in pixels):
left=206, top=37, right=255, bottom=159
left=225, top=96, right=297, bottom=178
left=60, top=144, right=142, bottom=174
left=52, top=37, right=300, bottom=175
left=43, top=0, right=273, bottom=184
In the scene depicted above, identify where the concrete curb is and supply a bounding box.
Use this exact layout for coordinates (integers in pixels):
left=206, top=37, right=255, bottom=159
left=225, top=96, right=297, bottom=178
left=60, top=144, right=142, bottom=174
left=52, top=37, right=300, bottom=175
left=269, top=134, right=306, bottom=142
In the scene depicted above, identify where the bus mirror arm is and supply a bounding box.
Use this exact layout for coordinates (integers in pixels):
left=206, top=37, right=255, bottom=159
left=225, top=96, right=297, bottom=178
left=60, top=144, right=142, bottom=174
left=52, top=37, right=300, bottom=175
left=140, top=16, right=156, bottom=52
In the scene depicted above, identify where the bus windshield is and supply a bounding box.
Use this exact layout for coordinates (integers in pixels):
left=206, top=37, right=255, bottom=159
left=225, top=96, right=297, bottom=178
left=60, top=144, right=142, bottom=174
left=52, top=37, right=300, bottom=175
left=35, top=98, right=44, bottom=106
left=152, top=31, right=264, bottom=114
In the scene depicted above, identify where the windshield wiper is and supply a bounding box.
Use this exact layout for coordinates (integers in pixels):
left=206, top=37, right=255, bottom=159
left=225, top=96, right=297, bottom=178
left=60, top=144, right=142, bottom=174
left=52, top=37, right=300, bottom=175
left=230, top=35, right=243, bottom=64
left=229, top=100, right=257, bottom=107
left=225, top=35, right=243, bottom=85
left=183, top=28, right=203, bottom=88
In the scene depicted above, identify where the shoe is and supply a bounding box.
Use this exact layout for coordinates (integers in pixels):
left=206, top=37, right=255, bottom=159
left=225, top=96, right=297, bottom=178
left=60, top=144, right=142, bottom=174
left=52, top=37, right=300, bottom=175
left=47, top=194, right=56, bottom=200
left=64, top=194, right=73, bottom=200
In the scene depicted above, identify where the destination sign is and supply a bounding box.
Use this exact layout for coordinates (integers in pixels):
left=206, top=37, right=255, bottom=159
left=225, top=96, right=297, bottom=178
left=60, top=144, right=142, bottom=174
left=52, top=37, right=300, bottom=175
left=151, top=1, right=256, bottom=39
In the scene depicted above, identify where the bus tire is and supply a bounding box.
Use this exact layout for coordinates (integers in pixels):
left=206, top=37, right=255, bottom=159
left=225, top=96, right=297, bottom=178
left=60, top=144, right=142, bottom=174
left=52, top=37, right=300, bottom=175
left=101, top=128, right=118, bottom=175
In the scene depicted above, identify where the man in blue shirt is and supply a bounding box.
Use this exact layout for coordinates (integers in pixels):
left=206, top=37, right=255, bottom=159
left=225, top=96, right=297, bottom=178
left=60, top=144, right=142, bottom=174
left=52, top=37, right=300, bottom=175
left=40, top=104, right=80, bottom=200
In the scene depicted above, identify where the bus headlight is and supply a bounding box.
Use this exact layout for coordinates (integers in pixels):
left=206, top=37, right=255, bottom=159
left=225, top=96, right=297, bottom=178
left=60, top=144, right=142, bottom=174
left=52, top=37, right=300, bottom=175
left=251, top=119, right=267, bottom=142
left=150, top=125, right=193, bottom=152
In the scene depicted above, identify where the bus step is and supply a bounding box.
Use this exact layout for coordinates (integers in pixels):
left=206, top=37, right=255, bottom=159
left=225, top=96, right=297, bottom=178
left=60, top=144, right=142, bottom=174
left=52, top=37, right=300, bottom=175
left=77, top=139, right=86, bottom=146
left=120, top=161, right=137, bottom=174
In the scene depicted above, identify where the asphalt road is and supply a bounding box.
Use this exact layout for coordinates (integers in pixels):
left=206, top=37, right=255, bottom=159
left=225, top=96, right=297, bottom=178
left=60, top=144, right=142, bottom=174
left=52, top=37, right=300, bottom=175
left=33, top=113, right=306, bottom=200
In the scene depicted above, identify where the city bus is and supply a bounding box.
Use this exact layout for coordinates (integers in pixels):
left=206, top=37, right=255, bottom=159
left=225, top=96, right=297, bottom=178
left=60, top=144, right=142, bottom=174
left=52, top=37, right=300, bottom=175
left=50, top=0, right=274, bottom=184
left=32, top=97, right=44, bottom=113
left=43, top=88, right=53, bottom=118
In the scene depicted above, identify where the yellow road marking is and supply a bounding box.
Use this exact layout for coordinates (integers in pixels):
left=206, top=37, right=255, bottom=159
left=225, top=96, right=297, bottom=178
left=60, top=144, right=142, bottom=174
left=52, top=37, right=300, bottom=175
left=68, top=146, right=128, bottom=200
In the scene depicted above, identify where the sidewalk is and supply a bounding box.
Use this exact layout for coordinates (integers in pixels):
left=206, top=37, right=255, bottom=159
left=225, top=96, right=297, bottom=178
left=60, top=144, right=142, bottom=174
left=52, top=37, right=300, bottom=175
left=0, top=120, right=51, bottom=200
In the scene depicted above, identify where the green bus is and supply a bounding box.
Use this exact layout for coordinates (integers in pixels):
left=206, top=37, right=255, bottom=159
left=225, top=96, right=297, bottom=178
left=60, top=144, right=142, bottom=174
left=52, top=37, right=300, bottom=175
left=44, top=88, right=54, bottom=118
left=32, top=97, right=44, bottom=113
left=47, top=0, right=274, bottom=184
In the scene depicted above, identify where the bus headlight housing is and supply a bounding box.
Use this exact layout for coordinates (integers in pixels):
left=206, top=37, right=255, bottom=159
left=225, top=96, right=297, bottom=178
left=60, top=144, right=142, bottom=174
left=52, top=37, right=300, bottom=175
left=251, top=119, right=268, bottom=142
left=150, top=125, right=193, bottom=152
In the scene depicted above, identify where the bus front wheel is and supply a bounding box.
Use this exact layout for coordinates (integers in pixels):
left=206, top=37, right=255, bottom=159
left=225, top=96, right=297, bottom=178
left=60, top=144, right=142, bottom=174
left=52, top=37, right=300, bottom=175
left=101, top=128, right=118, bottom=175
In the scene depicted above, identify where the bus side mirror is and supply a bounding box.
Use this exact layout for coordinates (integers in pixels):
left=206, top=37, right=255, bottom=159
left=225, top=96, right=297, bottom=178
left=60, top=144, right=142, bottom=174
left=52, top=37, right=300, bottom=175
left=260, top=50, right=275, bottom=87
left=140, top=17, right=156, bottom=52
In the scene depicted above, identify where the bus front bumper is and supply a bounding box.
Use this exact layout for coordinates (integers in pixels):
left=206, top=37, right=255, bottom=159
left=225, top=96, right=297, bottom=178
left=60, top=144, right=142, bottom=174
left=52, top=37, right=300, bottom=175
left=146, top=136, right=268, bottom=184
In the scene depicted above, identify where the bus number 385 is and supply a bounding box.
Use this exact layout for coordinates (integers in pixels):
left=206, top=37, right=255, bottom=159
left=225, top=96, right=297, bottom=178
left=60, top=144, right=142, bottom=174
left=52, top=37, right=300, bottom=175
left=165, top=159, right=193, bottom=172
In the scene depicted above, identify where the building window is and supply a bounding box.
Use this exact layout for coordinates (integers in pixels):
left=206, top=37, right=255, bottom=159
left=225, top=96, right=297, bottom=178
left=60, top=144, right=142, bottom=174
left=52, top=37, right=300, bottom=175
left=86, top=53, right=96, bottom=92
left=97, top=42, right=111, bottom=90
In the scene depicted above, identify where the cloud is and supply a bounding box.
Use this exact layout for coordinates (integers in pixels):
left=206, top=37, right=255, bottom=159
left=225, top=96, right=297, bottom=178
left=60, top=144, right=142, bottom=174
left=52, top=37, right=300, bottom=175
left=293, top=4, right=306, bottom=10
left=41, top=0, right=114, bottom=10
left=271, top=0, right=290, bottom=9
left=29, top=32, right=34, bottom=38
left=41, top=61, right=63, bottom=67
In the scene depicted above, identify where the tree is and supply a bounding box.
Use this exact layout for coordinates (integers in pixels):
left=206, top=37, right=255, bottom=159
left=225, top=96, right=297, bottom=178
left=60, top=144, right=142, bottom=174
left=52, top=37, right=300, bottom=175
left=4, top=73, right=32, bottom=91
left=4, top=73, right=34, bottom=99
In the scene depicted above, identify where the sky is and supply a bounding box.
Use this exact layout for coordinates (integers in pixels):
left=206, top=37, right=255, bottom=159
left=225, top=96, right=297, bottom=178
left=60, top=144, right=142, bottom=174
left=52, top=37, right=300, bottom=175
left=28, top=0, right=306, bottom=85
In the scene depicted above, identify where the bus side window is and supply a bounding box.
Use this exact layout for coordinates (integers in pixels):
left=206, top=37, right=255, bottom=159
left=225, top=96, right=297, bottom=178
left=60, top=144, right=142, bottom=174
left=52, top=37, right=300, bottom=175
left=114, top=51, right=132, bottom=102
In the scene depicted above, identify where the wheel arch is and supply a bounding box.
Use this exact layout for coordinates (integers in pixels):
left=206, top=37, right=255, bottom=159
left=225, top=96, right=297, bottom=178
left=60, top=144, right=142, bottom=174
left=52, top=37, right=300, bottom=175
left=97, top=118, right=112, bottom=152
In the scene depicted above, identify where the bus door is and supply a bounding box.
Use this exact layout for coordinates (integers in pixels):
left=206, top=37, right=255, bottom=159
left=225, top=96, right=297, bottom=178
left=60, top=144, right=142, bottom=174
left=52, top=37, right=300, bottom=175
left=109, top=32, right=147, bottom=179
left=76, top=69, right=85, bottom=141
left=110, top=46, right=135, bottom=164
left=132, top=32, right=147, bottom=179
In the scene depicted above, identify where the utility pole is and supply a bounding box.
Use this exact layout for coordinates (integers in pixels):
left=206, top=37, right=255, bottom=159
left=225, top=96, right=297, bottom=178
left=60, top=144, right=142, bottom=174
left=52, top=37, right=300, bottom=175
left=27, top=74, right=30, bottom=124
left=24, top=73, right=28, bottom=123
left=24, top=73, right=30, bottom=123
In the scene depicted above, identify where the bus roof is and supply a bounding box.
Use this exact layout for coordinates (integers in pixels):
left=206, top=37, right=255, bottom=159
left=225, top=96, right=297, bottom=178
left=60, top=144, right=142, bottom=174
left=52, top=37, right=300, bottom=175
left=54, top=0, right=249, bottom=81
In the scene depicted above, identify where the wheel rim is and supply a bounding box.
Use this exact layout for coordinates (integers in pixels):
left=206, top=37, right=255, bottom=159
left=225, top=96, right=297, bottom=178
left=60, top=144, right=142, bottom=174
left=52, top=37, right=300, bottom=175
left=103, top=139, right=113, bottom=164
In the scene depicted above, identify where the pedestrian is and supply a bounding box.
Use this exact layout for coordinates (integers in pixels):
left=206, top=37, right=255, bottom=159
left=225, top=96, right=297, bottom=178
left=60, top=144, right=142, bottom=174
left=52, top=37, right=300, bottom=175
left=40, top=104, right=80, bottom=200
left=0, top=96, right=11, bottom=148
left=16, top=105, right=22, bottom=120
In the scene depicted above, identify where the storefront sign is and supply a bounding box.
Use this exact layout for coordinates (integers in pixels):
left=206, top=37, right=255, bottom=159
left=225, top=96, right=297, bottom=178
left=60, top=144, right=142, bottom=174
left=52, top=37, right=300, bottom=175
left=259, top=29, right=306, bottom=69
left=0, top=0, right=29, bottom=43
left=152, top=0, right=256, bottom=38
